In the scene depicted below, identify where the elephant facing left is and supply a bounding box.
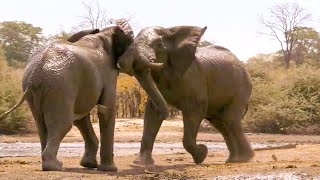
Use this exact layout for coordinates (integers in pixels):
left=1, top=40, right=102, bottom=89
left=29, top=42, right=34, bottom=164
left=0, top=26, right=133, bottom=171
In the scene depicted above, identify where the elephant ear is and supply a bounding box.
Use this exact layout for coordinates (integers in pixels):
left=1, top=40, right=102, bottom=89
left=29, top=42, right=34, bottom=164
left=112, top=26, right=134, bottom=61
left=67, top=29, right=100, bottom=43
left=111, top=18, right=134, bottom=38
left=161, top=26, right=207, bottom=75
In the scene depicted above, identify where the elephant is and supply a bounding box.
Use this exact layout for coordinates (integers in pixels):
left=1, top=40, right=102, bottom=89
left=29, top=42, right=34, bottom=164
left=117, top=25, right=254, bottom=165
left=66, top=29, right=100, bottom=42
left=0, top=26, right=137, bottom=172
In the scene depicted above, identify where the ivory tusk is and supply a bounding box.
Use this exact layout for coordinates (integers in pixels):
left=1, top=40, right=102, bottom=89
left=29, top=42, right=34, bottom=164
left=116, top=62, right=121, bottom=69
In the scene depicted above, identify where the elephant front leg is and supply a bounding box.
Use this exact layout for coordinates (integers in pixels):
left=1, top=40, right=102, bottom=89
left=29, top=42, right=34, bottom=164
left=182, top=111, right=208, bottom=164
left=134, top=99, right=165, bottom=165
left=97, top=86, right=118, bottom=172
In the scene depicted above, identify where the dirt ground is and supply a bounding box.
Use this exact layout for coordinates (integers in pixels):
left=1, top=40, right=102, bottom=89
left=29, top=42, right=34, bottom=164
left=1, top=118, right=320, bottom=179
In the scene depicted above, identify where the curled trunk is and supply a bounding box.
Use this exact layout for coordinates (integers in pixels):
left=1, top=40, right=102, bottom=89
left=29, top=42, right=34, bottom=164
left=135, top=70, right=168, bottom=119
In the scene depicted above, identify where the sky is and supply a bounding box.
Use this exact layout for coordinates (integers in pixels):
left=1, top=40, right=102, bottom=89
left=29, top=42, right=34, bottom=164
left=0, top=0, right=319, bottom=61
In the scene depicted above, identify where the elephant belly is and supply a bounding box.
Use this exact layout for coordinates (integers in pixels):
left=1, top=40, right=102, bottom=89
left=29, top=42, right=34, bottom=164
left=74, top=88, right=102, bottom=115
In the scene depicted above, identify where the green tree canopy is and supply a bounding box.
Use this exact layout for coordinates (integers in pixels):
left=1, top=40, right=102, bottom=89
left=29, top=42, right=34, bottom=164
left=0, top=21, right=44, bottom=63
left=198, top=40, right=213, bottom=47
left=48, top=30, right=71, bottom=42
left=291, top=27, right=320, bottom=63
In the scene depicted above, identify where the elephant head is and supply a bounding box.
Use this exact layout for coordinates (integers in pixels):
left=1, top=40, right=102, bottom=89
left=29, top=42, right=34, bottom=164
left=117, top=25, right=207, bottom=118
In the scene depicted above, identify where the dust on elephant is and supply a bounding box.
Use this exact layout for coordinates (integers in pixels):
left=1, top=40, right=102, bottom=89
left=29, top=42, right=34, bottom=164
left=0, top=26, right=133, bottom=171
left=117, top=25, right=254, bottom=165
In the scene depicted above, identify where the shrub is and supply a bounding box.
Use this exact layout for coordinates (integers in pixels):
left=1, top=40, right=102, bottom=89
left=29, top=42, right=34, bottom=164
left=244, top=64, right=320, bottom=134
left=0, top=53, right=32, bottom=134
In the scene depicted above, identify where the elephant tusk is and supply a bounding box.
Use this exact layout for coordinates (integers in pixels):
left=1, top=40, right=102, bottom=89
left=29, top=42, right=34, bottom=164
left=148, top=62, right=164, bottom=70
left=116, top=62, right=121, bottom=69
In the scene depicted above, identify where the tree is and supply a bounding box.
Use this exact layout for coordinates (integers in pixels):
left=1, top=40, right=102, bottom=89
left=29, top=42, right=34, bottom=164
left=291, top=27, right=320, bottom=64
left=0, top=21, right=44, bottom=64
left=76, top=0, right=134, bottom=36
left=47, top=30, right=71, bottom=42
left=0, top=44, right=7, bottom=71
left=198, top=40, right=214, bottom=47
left=77, top=0, right=109, bottom=30
left=259, top=3, right=311, bottom=69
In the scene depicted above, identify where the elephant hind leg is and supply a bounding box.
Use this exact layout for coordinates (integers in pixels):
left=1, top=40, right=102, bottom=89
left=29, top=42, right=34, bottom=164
left=73, top=114, right=98, bottom=168
left=41, top=100, right=73, bottom=171
left=26, top=98, right=47, bottom=152
left=209, top=103, right=254, bottom=163
left=35, top=114, right=47, bottom=152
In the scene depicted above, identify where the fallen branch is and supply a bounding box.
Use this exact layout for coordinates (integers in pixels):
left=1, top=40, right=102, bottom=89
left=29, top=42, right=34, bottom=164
left=254, top=144, right=297, bottom=151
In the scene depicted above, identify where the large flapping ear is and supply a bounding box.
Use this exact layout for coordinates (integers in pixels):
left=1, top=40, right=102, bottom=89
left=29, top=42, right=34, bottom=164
left=67, top=29, right=100, bottom=43
left=110, top=18, right=134, bottom=38
left=160, top=26, right=207, bottom=75
left=112, top=26, right=134, bottom=61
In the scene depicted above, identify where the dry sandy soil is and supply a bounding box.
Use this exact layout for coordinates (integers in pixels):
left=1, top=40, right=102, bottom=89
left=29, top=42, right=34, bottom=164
left=1, top=118, right=320, bottom=179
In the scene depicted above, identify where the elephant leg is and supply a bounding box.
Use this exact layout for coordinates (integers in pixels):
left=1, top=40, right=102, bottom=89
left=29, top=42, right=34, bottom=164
left=182, top=111, right=208, bottom=164
left=97, top=82, right=118, bottom=172
left=211, top=103, right=254, bottom=163
left=208, top=118, right=238, bottom=161
left=41, top=101, right=73, bottom=171
left=27, top=99, right=47, bottom=152
left=35, top=114, right=47, bottom=152
left=73, top=114, right=98, bottom=168
left=134, top=99, right=164, bottom=165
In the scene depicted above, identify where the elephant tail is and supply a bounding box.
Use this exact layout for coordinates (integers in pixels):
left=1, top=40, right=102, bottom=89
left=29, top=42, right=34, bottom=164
left=0, top=87, right=29, bottom=120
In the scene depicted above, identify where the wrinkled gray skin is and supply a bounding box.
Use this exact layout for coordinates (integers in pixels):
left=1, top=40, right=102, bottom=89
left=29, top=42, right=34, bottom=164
left=0, top=26, right=133, bottom=171
left=117, top=26, right=254, bottom=165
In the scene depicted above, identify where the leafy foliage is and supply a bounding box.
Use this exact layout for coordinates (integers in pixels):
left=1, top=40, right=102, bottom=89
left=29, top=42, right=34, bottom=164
left=245, top=59, right=320, bottom=134
left=0, top=45, right=32, bottom=134
left=47, top=30, right=71, bottom=42
left=0, top=21, right=44, bottom=64
left=198, top=40, right=213, bottom=47
left=116, top=74, right=147, bottom=118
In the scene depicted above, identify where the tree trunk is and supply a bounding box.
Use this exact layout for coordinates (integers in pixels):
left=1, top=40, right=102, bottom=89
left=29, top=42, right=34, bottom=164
left=284, top=51, right=291, bottom=69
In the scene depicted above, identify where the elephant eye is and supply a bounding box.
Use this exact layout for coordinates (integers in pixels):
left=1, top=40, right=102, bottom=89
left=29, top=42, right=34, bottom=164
left=151, top=38, right=163, bottom=49
left=149, top=58, right=155, bottom=63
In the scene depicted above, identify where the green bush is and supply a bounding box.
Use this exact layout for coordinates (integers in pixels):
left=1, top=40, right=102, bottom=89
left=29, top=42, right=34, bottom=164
left=0, top=54, right=32, bottom=134
left=244, top=63, right=320, bottom=134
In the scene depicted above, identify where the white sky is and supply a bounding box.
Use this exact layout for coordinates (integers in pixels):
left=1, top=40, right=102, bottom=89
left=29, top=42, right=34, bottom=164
left=0, top=0, right=319, bottom=61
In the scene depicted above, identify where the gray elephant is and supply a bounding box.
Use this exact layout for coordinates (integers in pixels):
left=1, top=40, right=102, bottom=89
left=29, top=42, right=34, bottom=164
left=117, top=25, right=254, bottom=165
left=0, top=26, right=135, bottom=172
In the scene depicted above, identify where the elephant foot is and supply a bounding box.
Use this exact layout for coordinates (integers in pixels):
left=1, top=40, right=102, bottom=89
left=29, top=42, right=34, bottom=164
left=80, top=156, right=98, bottom=169
left=192, top=144, right=208, bottom=164
left=133, top=154, right=155, bottom=166
left=97, top=163, right=118, bottom=172
left=226, top=150, right=254, bottom=163
left=42, top=159, right=63, bottom=171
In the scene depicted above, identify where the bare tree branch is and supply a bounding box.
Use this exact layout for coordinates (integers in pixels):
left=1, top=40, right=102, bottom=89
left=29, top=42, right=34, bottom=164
left=77, top=0, right=109, bottom=30
left=258, top=2, right=311, bottom=69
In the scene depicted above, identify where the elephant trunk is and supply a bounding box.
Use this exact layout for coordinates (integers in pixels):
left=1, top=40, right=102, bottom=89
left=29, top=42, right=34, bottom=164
left=117, top=46, right=136, bottom=76
left=117, top=43, right=167, bottom=119
left=117, top=45, right=164, bottom=75
left=135, top=70, right=168, bottom=119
